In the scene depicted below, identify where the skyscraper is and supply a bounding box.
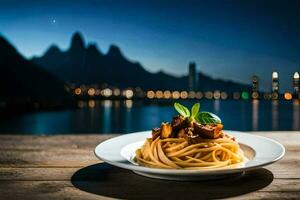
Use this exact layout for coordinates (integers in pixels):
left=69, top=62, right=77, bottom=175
left=252, top=75, right=259, bottom=92
left=188, top=62, right=198, bottom=91
left=293, top=72, right=300, bottom=98
left=272, top=72, right=279, bottom=93
left=251, top=75, right=259, bottom=99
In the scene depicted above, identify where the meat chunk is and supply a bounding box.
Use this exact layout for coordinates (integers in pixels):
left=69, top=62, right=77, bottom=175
left=176, top=127, right=203, bottom=144
left=171, top=115, right=190, bottom=132
left=152, top=128, right=161, bottom=140
left=160, top=122, right=172, bottom=139
left=177, top=129, right=187, bottom=138
left=177, top=127, right=194, bottom=139
left=193, top=123, right=223, bottom=139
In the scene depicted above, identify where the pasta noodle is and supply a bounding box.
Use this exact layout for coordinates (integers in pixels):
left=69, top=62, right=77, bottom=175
left=135, top=136, right=245, bottom=170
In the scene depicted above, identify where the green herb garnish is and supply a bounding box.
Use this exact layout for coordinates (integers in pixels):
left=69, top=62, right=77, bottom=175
left=195, top=111, right=221, bottom=124
left=173, top=102, right=221, bottom=124
left=191, top=103, right=200, bottom=120
left=174, top=102, right=190, bottom=118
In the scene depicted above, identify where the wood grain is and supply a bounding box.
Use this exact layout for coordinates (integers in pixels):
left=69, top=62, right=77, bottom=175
left=0, top=132, right=299, bottom=199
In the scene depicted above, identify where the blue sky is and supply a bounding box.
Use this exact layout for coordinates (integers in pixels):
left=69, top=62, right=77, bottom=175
left=0, top=0, right=299, bottom=92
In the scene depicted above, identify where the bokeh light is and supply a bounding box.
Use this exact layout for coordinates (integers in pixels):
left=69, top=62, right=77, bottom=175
left=172, top=91, right=180, bottom=99
left=284, top=92, right=293, bottom=100
left=147, top=90, right=155, bottom=99
left=241, top=91, right=249, bottom=100
left=87, top=88, right=96, bottom=96
left=74, top=88, right=82, bottom=95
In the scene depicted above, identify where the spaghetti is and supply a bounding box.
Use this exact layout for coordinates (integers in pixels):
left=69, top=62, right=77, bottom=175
left=135, top=102, right=246, bottom=170
left=135, top=135, right=245, bottom=169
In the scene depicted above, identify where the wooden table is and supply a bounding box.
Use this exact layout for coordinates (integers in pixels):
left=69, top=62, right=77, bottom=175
left=0, top=132, right=299, bottom=199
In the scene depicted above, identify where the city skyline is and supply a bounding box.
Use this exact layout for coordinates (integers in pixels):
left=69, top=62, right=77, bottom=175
left=1, top=0, right=300, bottom=92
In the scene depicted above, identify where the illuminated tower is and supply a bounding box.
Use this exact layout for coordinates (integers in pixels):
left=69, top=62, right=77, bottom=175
left=252, top=75, right=259, bottom=92
left=188, top=62, right=198, bottom=91
left=293, top=72, right=300, bottom=98
left=271, top=72, right=279, bottom=100
left=272, top=72, right=279, bottom=93
left=251, top=75, right=259, bottom=99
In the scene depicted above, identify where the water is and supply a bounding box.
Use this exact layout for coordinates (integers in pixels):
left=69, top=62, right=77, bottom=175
left=0, top=100, right=299, bottom=134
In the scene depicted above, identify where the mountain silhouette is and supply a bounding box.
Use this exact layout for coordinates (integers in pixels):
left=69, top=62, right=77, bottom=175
left=0, top=35, right=71, bottom=105
left=32, top=32, right=251, bottom=92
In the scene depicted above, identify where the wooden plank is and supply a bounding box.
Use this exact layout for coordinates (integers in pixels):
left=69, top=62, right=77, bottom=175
left=0, top=132, right=299, bottom=200
left=0, top=164, right=299, bottom=197
left=0, top=156, right=300, bottom=180
left=0, top=132, right=298, bottom=168
left=0, top=145, right=298, bottom=168
left=0, top=132, right=298, bottom=151
left=1, top=178, right=300, bottom=200
left=0, top=135, right=116, bottom=150
left=0, top=148, right=100, bottom=167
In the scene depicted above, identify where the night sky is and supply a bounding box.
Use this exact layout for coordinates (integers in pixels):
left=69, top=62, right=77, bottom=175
left=0, top=0, right=299, bottom=92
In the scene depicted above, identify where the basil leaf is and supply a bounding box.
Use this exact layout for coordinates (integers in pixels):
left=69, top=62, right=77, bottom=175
left=191, top=103, right=200, bottom=118
left=174, top=103, right=190, bottom=117
left=196, top=111, right=222, bottom=124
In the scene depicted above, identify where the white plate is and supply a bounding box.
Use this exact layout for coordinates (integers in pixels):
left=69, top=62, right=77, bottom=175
left=94, top=130, right=285, bottom=180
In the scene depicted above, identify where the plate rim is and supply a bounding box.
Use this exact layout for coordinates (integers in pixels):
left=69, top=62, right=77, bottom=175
left=94, top=130, right=285, bottom=175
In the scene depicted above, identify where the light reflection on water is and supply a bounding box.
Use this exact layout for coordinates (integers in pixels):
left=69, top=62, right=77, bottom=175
left=293, top=100, right=300, bottom=130
left=0, top=100, right=299, bottom=134
left=252, top=100, right=259, bottom=131
left=272, top=100, right=279, bottom=130
left=213, top=100, right=220, bottom=114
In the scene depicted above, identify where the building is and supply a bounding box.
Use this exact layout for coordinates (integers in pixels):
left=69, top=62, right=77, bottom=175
left=293, top=72, right=300, bottom=98
left=271, top=72, right=279, bottom=100
left=251, top=75, right=259, bottom=99
left=252, top=75, right=259, bottom=92
left=272, top=72, right=279, bottom=93
left=188, top=62, right=198, bottom=91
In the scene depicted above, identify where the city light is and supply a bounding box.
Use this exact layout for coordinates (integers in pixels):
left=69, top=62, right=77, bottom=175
left=205, top=91, right=213, bottom=99
left=74, top=88, right=82, bottom=95
left=180, top=91, right=188, bottom=99
left=220, top=92, right=228, bottom=100
left=252, top=92, right=259, bottom=99
left=252, top=75, right=259, bottom=92
left=272, top=71, right=279, bottom=93
left=188, top=91, right=196, bottom=99
left=272, top=72, right=278, bottom=79
left=195, top=92, right=203, bottom=99
left=155, top=90, right=163, bottom=99
left=163, top=90, right=171, bottom=99
left=146, top=90, right=155, bottom=99
left=172, top=91, right=180, bottom=99
left=87, top=88, right=95, bottom=96
left=70, top=72, right=300, bottom=101
left=284, top=92, right=293, bottom=100
left=213, top=90, right=221, bottom=100
left=124, top=89, right=134, bottom=99
left=241, top=91, right=249, bottom=100
left=102, top=88, right=112, bottom=97
left=293, top=72, right=300, bottom=94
